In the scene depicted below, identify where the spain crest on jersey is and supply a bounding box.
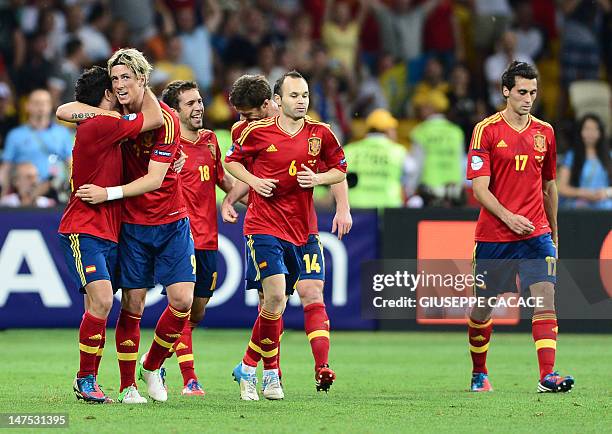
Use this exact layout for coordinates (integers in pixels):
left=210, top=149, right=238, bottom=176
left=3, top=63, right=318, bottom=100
left=533, top=133, right=546, bottom=153
left=141, top=131, right=155, bottom=148
left=308, top=137, right=321, bottom=156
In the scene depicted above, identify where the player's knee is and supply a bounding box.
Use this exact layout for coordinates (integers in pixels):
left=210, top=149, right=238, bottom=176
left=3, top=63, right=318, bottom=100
left=169, top=293, right=193, bottom=312
left=470, top=304, right=493, bottom=322
left=121, top=291, right=146, bottom=315
left=531, top=283, right=555, bottom=309
left=263, top=292, right=286, bottom=312
left=299, top=284, right=324, bottom=306
left=89, top=295, right=113, bottom=317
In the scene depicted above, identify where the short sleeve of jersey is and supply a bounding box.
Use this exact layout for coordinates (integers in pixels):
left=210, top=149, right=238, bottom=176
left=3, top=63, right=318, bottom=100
left=151, top=109, right=179, bottom=163
left=466, top=123, right=493, bottom=179
left=320, top=126, right=347, bottom=173
left=542, top=128, right=557, bottom=180
left=94, top=113, right=144, bottom=145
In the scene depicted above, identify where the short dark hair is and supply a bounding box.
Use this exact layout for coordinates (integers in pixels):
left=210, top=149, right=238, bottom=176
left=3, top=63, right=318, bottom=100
left=161, top=80, right=199, bottom=110
left=501, top=61, right=538, bottom=93
left=74, top=66, right=111, bottom=107
left=229, top=75, right=272, bottom=109
left=64, top=37, right=82, bottom=58
left=273, top=70, right=305, bottom=97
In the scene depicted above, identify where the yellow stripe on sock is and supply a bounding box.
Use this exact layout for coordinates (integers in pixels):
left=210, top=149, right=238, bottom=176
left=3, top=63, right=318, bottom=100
left=260, top=347, right=278, bottom=358
left=177, top=354, right=194, bottom=364
left=248, top=340, right=263, bottom=354
left=260, top=309, right=282, bottom=320
left=532, top=315, right=557, bottom=323
left=535, top=339, right=557, bottom=350
left=117, top=352, right=138, bottom=361
left=79, top=343, right=99, bottom=354
left=169, top=305, right=190, bottom=318
left=469, top=343, right=489, bottom=354
left=307, top=330, right=330, bottom=341
left=468, top=318, right=492, bottom=329
left=279, top=332, right=284, bottom=342
left=96, top=348, right=104, bottom=356
left=154, top=334, right=173, bottom=348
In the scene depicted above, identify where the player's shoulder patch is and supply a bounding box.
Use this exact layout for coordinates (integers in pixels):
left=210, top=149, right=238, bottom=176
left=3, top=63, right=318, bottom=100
left=121, top=113, right=138, bottom=121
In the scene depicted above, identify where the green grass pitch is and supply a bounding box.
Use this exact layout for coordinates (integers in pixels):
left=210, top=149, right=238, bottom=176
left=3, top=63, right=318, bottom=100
left=0, top=329, right=610, bottom=433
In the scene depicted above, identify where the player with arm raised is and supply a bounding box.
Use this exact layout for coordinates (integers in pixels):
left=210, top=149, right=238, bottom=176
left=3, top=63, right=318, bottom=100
left=225, top=71, right=347, bottom=401
left=159, top=80, right=235, bottom=396
left=58, top=65, right=163, bottom=404
left=223, top=74, right=352, bottom=393
left=466, top=61, right=573, bottom=393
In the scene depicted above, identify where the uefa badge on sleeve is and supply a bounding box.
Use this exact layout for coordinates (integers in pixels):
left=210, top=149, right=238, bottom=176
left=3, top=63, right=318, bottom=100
left=470, top=155, right=484, bottom=171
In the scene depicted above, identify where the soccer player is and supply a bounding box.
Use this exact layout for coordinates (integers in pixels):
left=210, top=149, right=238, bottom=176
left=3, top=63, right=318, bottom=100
left=160, top=80, right=235, bottom=396
left=223, top=74, right=352, bottom=393
left=61, top=49, right=195, bottom=404
left=225, top=70, right=347, bottom=400
left=57, top=65, right=163, bottom=403
left=466, top=61, right=574, bottom=393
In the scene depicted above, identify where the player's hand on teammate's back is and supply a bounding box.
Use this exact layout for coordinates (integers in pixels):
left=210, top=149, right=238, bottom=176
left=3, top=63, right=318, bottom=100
left=504, top=213, right=535, bottom=236
left=76, top=184, right=108, bottom=204
left=297, top=164, right=320, bottom=188
left=332, top=209, right=352, bottom=240
left=173, top=150, right=187, bottom=173
left=251, top=178, right=278, bottom=197
left=221, top=200, right=239, bottom=223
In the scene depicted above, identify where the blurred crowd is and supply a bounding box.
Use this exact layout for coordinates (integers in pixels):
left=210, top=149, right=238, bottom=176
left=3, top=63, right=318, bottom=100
left=0, top=0, right=610, bottom=209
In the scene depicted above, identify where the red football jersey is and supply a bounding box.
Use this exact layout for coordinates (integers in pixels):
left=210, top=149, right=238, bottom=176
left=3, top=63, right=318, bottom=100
left=231, top=119, right=320, bottom=236
left=121, top=101, right=187, bottom=225
left=59, top=113, right=144, bottom=242
left=466, top=112, right=557, bottom=242
left=225, top=116, right=347, bottom=245
left=181, top=129, right=224, bottom=250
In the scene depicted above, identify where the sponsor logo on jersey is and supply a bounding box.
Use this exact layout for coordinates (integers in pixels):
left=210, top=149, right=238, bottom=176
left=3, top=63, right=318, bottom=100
left=533, top=133, right=546, bottom=153
left=266, top=144, right=278, bottom=152
left=496, top=140, right=508, bottom=147
left=154, top=150, right=172, bottom=157
left=308, top=137, right=321, bottom=156
left=470, top=155, right=484, bottom=171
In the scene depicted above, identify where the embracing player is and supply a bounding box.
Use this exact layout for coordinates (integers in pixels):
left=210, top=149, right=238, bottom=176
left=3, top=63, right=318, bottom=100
left=225, top=71, right=347, bottom=401
left=61, top=49, right=195, bottom=404
left=466, top=61, right=573, bottom=393
left=58, top=66, right=163, bottom=403
left=223, top=74, right=352, bottom=393
left=160, top=80, right=235, bottom=395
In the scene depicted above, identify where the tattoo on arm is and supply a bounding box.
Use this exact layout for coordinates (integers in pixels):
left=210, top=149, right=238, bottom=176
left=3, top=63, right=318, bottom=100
left=71, top=112, right=97, bottom=120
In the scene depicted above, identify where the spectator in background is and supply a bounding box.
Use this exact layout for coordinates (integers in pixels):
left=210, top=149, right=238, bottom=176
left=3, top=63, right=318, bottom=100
left=423, top=0, right=464, bottom=72
left=176, top=0, right=221, bottom=93
left=12, top=31, right=56, bottom=96
left=311, top=68, right=351, bottom=143
left=57, top=37, right=88, bottom=104
left=370, top=0, right=441, bottom=65
left=411, top=57, right=449, bottom=114
left=246, top=43, right=285, bottom=86
left=410, top=92, right=465, bottom=207
left=471, top=0, right=513, bottom=52
left=484, top=31, right=533, bottom=110
left=560, top=0, right=609, bottom=84
left=77, top=1, right=112, bottom=64
left=0, top=83, right=18, bottom=152
left=343, top=109, right=413, bottom=208
left=0, top=2, right=26, bottom=72
left=511, top=0, right=546, bottom=62
left=0, top=161, right=55, bottom=207
left=285, top=14, right=315, bottom=73
left=109, top=0, right=156, bottom=46
left=321, top=0, right=368, bottom=74
left=558, top=114, right=612, bottom=209
left=446, top=63, right=486, bottom=151
left=0, top=89, right=73, bottom=199
left=154, top=33, right=196, bottom=84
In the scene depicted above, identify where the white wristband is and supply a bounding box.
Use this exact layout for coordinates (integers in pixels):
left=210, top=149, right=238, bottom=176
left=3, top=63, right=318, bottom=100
left=106, top=186, right=123, bottom=201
